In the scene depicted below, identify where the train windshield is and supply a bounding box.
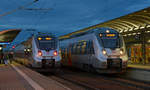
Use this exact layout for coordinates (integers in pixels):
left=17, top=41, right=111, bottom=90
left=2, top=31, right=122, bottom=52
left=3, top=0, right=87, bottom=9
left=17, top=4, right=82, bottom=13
left=98, top=33, right=123, bottom=49
left=37, top=37, right=57, bottom=50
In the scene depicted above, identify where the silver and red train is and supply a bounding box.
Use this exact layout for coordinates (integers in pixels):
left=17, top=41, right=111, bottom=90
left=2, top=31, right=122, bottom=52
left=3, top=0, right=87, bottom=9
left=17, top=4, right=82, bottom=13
left=14, top=33, right=61, bottom=68
left=59, top=27, right=128, bottom=73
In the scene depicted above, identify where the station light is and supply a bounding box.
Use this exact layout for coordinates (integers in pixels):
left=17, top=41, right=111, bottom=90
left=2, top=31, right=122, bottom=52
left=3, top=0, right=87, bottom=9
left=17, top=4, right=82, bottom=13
left=124, top=30, right=128, bottom=32
left=128, top=34, right=131, bottom=36
left=147, top=25, right=150, bottom=28
left=129, top=28, right=133, bottom=31
left=132, top=33, right=136, bottom=35
left=137, top=32, right=141, bottom=34
left=106, top=30, right=110, bottom=33
left=140, top=26, right=145, bottom=29
left=147, top=31, right=150, bottom=33
left=119, top=30, right=123, bottom=33
left=99, top=34, right=102, bottom=37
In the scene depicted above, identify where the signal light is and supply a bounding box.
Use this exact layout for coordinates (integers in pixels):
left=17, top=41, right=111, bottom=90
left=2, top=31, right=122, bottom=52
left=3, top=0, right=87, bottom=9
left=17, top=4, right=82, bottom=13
left=53, top=51, right=57, bottom=56
left=38, top=50, right=42, bottom=56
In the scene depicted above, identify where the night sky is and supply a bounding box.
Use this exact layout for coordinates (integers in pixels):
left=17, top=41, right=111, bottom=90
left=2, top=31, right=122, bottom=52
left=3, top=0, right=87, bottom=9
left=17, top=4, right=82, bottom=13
left=0, top=0, right=150, bottom=39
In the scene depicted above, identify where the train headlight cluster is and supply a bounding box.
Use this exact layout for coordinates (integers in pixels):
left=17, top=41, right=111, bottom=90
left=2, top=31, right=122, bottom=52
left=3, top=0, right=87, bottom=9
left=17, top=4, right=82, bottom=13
left=24, top=48, right=31, bottom=52
left=0, top=47, right=2, bottom=50
left=102, top=49, right=107, bottom=55
left=38, top=50, right=42, bottom=56
left=53, top=50, right=57, bottom=56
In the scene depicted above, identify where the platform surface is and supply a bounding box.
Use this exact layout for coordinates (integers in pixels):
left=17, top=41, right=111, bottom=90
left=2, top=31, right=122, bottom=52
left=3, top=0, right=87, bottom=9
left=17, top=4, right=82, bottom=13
left=0, top=63, right=71, bottom=90
left=128, top=61, right=150, bottom=71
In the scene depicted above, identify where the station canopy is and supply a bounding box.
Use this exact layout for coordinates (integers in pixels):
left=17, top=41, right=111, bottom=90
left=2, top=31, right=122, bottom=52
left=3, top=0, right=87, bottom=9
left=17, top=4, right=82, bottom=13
left=0, top=29, right=21, bottom=43
left=59, top=7, right=150, bottom=39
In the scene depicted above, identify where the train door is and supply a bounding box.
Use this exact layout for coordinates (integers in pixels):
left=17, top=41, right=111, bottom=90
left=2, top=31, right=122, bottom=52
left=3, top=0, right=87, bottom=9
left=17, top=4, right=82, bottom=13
left=82, top=40, right=95, bottom=71
left=88, top=40, right=95, bottom=66
left=60, top=48, right=65, bottom=65
left=62, top=47, right=68, bottom=66
left=68, top=44, right=72, bottom=66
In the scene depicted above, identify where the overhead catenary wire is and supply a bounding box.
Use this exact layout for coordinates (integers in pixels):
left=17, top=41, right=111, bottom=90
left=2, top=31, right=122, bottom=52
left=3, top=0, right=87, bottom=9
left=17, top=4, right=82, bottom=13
left=26, top=0, right=53, bottom=31
left=0, top=0, right=39, bottom=17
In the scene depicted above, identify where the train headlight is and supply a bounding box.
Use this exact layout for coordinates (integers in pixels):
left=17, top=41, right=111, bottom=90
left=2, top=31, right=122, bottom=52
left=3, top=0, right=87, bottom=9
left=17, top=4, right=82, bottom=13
left=24, top=49, right=26, bottom=52
left=53, top=50, right=57, bottom=56
left=120, top=49, right=124, bottom=55
left=0, top=47, right=2, bottom=50
left=102, top=49, right=107, bottom=55
left=27, top=49, right=30, bottom=52
left=38, top=50, right=42, bottom=56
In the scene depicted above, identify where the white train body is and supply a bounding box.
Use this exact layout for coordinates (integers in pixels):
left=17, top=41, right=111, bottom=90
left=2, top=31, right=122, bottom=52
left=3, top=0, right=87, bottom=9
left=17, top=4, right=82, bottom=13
left=60, top=28, right=128, bottom=73
left=14, top=33, right=61, bottom=68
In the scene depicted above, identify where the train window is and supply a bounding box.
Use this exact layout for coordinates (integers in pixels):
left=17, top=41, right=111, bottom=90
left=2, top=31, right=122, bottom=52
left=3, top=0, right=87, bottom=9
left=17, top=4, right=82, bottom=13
left=98, top=33, right=123, bottom=49
left=86, top=41, right=94, bottom=54
left=81, top=41, right=86, bottom=54
left=89, top=41, right=94, bottom=54
left=73, top=43, right=77, bottom=54
left=77, top=45, right=81, bottom=54
left=38, top=39, right=57, bottom=50
left=65, top=48, right=68, bottom=59
left=70, top=44, right=73, bottom=54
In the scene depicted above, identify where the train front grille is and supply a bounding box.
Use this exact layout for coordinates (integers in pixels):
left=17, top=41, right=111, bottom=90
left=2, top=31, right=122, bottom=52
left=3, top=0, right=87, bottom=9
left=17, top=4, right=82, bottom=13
left=107, top=58, right=122, bottom=69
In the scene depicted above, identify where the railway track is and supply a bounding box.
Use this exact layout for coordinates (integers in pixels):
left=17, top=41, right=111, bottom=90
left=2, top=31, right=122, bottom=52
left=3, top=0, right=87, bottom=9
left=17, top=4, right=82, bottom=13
left=39, top=68, right=150, bottom=90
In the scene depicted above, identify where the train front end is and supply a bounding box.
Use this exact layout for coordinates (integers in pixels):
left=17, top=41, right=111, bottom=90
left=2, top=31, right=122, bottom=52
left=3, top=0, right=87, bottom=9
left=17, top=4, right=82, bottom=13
left=32, top=35, right=61, bottom=68
left=96, top=28, right=128, bottom=73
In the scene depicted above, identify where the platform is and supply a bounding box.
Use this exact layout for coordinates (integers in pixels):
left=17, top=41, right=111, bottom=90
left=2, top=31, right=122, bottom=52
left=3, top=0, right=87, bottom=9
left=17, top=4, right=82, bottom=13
left=128, top=62, right=150, bottom=71
left=0, top=63, right=71, bottom=90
